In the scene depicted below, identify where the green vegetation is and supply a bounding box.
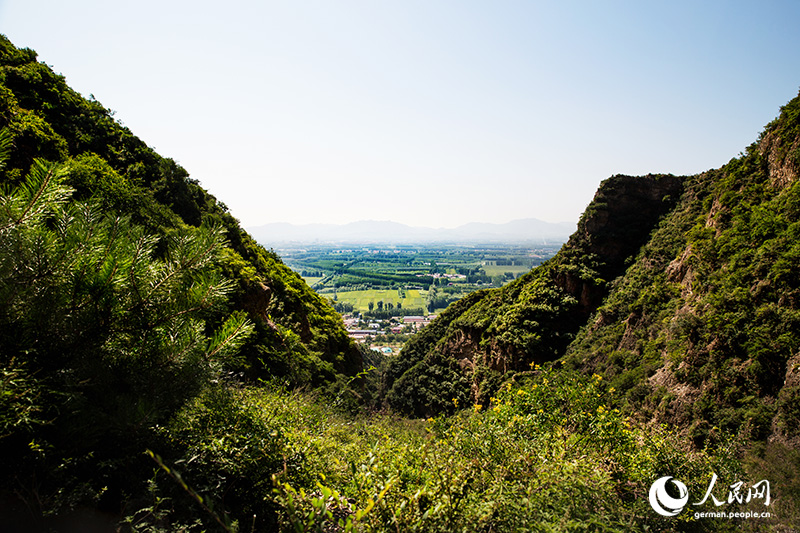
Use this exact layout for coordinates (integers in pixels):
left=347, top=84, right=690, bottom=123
left=0, top=34, right=360, bottom=388
left=137, top=368, right=741, bottom=532
left=0, top=34, right=358, bottom=529
left=383, top=173, right=684, bottom=416
left=380, top=91, right=800, bottom=528
left=0, top=138, right=256, bottom=525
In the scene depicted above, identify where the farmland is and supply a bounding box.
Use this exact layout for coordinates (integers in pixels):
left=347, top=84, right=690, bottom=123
left=328, top=288, right=427, bottom=314
left=276, top=243, right=562, bottom=316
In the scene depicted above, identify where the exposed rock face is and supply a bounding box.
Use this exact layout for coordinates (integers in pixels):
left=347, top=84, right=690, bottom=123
left=552, top=174, right=684, bottom=317
left=389, top=91, right=800, bottom=460
left=570, top=174, right=684, bottom=277
left=241, top=281, right=272, bottom=320
left=759, top=129, right=799, bottom=188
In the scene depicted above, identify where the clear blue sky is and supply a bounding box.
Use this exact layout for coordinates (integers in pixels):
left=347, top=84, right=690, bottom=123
left=1, top=1, right=799, bottom=228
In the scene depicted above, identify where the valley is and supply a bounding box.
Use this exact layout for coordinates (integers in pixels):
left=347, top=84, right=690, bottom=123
left=277, top=242, right=562, bottom=315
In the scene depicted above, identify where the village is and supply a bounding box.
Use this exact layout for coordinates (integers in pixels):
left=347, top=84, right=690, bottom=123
left=342, top=314, right=438, bottom=355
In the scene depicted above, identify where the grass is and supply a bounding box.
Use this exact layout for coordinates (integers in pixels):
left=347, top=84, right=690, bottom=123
left=141, top=367, right=748, bottom=532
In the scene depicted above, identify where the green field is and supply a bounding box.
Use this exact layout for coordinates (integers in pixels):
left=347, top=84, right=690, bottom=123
left=481, top=264, right=533, bottom=277
left=278, top=243, right=562, bottom=315
left=328, top=288, right=427, bottom=313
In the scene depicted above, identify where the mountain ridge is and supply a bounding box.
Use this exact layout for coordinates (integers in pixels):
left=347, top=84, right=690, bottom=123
left=248, top=217, right=575, bottom=244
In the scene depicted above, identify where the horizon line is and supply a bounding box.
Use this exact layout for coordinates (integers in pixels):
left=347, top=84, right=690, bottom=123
left=246, top=217, right=578, bottom=230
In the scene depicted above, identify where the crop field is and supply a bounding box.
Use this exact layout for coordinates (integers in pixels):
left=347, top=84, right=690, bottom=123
left=278, top=242, right=562, bottom=315
left=481, top=264, right=533, bottom=277
left=327, top=288, right=427, bottom=313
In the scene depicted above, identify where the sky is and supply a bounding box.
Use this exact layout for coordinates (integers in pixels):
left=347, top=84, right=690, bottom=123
left=1, top=1, right=799, bottom=229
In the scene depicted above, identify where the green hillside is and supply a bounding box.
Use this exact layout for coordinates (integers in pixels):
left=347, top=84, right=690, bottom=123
left=0, top=35, right=361, bottom=385
left=386, top=92, right=800, bottom=442
left=0, top=34, right=364, bottom=530
left=383, top=173, right=685, bottom=416
left=382, top=89, right=800, bottom=526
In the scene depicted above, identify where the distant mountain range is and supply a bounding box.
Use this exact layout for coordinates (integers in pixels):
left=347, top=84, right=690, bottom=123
left=247, top=218, right=576, bottom=245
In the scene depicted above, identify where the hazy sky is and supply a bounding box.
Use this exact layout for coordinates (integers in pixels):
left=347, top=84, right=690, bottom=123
left=1, top=1, right=799, bottom=228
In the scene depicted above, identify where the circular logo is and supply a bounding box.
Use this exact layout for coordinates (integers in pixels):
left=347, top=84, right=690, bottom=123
left=649, top=476, right=689, bottom=517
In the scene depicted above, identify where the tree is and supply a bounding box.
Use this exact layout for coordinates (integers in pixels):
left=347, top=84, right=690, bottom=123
left=0, top=132, right=254, bottom=505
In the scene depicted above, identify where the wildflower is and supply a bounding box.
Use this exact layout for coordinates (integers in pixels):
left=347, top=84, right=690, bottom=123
left=473, top=404, right=483, bottom=413
left=517, top=389, right=526, bottom=396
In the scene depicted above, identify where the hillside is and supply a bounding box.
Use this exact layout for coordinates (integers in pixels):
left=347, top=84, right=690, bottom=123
left=0, top=35, right=361, bottom=385
left=383, top=173, right=685, bottom=415
left=385, top=89, right=800, bottom=447
left=0, top=34, right=363, bottom=529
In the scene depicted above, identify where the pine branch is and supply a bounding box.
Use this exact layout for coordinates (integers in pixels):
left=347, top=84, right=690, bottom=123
left=206, top=311, right=254, bottom=362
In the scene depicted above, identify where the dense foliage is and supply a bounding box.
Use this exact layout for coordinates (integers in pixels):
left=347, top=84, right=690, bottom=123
left=137, top=368, right=743, bottom=532
left=381, top=90, right=800, bottom=528
left=386, top=93, right=800, bottom=444
left=563, top=94, right=800, bottom=445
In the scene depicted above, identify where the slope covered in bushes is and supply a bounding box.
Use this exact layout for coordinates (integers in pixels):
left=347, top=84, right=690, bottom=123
left=383, top=172, right=684, bottom=416
left=563, top=92, right=800, bottom=447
